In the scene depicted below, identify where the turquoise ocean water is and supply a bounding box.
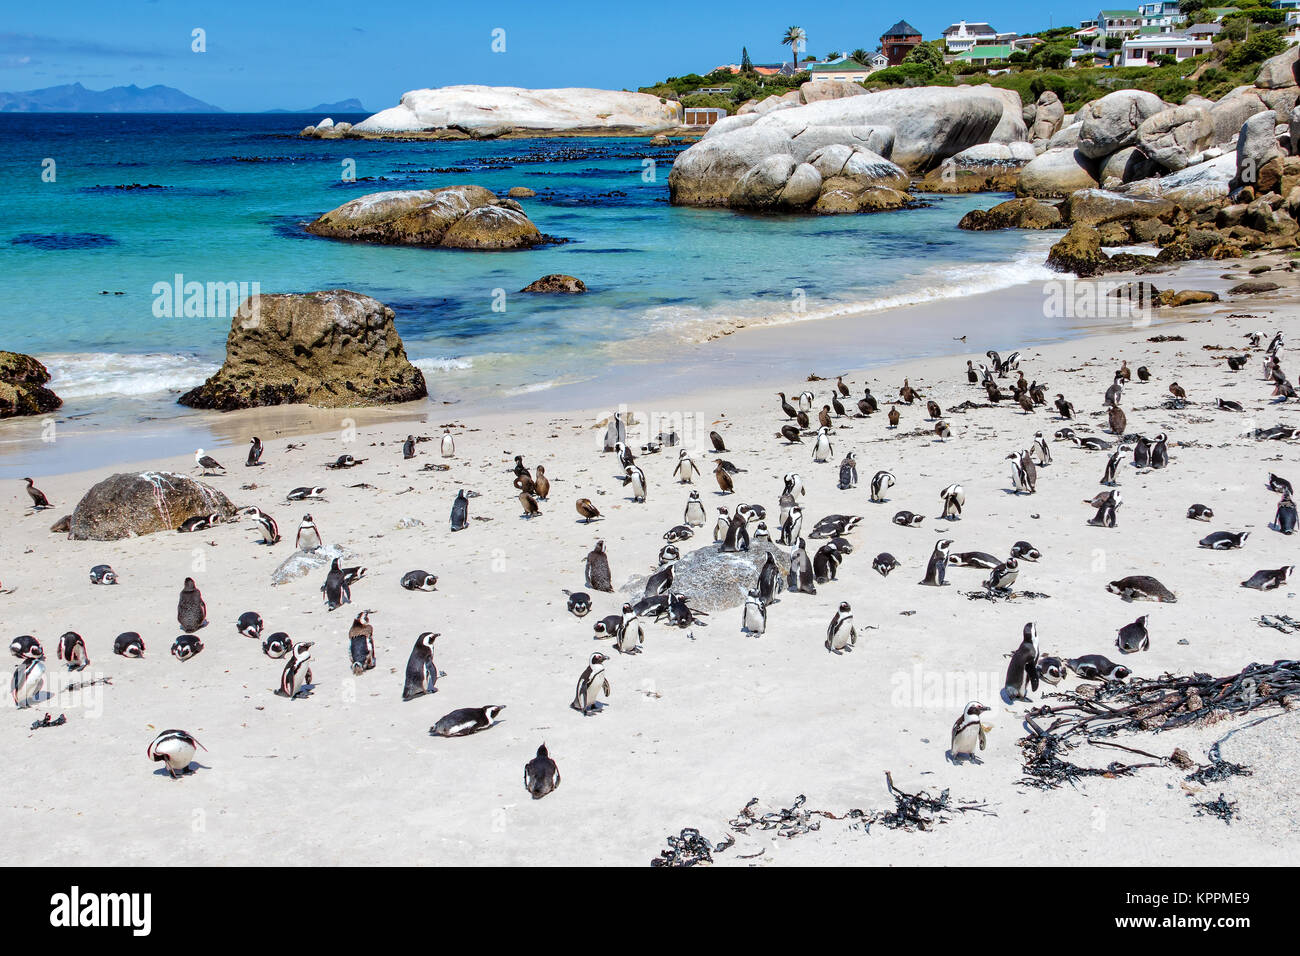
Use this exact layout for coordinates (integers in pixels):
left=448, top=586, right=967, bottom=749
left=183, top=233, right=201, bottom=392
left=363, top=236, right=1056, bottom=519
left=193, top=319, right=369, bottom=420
left=1, top=113, right=1061, bottom=422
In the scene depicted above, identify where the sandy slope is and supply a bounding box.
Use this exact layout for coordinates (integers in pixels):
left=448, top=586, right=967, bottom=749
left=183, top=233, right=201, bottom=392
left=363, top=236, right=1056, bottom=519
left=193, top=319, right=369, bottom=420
left=3, top=261, right=1298, bottom=866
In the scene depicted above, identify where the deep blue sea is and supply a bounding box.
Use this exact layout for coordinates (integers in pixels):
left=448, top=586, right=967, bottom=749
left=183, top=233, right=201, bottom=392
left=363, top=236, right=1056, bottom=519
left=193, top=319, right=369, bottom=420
left=0, top=112, right=1056, bottom=419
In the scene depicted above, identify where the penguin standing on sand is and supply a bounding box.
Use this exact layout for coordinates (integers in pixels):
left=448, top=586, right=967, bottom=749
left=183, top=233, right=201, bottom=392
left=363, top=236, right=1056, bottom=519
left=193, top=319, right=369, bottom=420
left=348, top=610, right=376, bottom=675
left=673, top=450, right=700, bottom=483
left=1275, top=494, right=1297, bottom=534
left=1150, top=433, right=1169, bottom=469
left=1032, top=432, right=1052, bottom=466
left=1003, top=622, right=1040, bottom=702
left=147, top=729, right=206, bottom=779
left=252, top=509, right=281, bottom=545
left=1088, top=489, right=1121, bottom=528
left=295, top=514, right=322, bottom=551
left=450, top=490, right=469, bottom=531
left=613, top=603, right=644, bottom=655
left=1100, top=450, right=1121, bottom=486
left=604, top=412, right=626, bottom=452
left=812, top=427, right=833, bottom=463
left=524, top=744, right=561, bottom=799
left=585, top=540, right=613, bottom=592
left=402, top=632, right=439, bottom=700
left=780, top=505, right=803, bottom=546
left=921, top=540, right=952, bottom=586
left=742, top=590, right=767, bottom=635
left=950, top=701, right=991, bottom=762
left=825, top=602, right=858, bottom=654
left=985, top=557, right=1019, bottom=593
left=1133, top=436, right=1152, bottom=469
left=440, top=431, right=456, bottom=458
left=838, top=452, right=858, bottom=490
left=246, top=437, right=263, bottom=467
left=788, top=538, right=817, bottom=594
left=813, top=541, right=842, bottom=583
left=56, top=631, right=89, bottom=671
left=713, top=507, right=731, bottom=541
left=402, top=435, right=416, bottom=460
left=870, top=471, right=895, bottom=502
left=177, top=577, right=207, bottom=632
left=280, top=641, right=314, bottom=699
left=572, top=653, right=611, bottom=715
left=757, top=552, right=783, bottom=606
left=623, top=464, right=647, bottom=502
left=939, top=483, right=964, bottom=520
left=322, top=558, right=352, bottom=610
left=11, top=657, right=45, bottom=708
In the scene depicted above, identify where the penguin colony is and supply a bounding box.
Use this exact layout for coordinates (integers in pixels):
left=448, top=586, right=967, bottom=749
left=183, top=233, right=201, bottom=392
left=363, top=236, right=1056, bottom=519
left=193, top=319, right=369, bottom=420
left=7, top=325, right=1299, bottom=836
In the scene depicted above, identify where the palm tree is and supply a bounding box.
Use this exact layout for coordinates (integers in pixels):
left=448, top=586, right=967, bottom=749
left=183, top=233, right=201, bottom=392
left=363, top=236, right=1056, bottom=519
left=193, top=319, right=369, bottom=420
left=851, top=48, right=871, bottom=65
left=782, top=25, right=807, bottom=70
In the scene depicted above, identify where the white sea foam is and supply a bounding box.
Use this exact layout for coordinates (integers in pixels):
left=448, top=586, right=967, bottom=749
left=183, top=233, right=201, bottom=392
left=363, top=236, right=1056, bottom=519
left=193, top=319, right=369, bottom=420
left=413, top=356, right=473, bottom=374
left=647, top=239, right=1059, bottom=344
left=42, top=352, right=220, bottom=398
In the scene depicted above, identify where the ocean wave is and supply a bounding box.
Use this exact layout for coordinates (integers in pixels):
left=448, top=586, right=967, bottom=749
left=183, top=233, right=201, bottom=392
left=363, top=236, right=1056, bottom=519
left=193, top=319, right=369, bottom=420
left=413, top=356, right=473, bottom=374
left=647, top=239, right=1059, bottom=344
left=42, top=352, right=219, bottom=398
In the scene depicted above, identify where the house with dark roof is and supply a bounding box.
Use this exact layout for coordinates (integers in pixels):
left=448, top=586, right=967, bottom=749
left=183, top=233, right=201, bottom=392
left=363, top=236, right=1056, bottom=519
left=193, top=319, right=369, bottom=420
left=880, top=20, right=923, bottom=65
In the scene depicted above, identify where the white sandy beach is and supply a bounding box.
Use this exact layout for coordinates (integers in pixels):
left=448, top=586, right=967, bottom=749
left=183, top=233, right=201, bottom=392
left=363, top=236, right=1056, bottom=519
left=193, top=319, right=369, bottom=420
left=3, top=254, right=1299, bottom=866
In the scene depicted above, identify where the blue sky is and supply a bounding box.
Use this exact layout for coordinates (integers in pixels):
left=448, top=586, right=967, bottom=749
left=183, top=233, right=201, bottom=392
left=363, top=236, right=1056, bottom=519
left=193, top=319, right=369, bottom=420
left=1, top=0, right=1084, bottom=111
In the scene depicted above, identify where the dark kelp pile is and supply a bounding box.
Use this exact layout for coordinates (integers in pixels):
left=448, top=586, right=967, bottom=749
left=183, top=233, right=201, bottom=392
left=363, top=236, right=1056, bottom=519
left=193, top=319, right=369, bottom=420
left=651, top=773, right=995, bottom=866
left=1019, top=659, right=1297, bottom=790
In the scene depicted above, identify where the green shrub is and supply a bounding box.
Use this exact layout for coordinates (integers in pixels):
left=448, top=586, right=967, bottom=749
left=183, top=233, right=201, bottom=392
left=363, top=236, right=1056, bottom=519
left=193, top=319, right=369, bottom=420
left=1224, top=31, right=1286, bottom=69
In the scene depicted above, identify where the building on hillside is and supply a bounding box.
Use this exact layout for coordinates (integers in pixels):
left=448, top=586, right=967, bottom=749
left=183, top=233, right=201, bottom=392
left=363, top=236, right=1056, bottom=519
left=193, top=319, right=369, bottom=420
left=954, top=44, right=1013, bottom=65
left=1137, top=0, right=1181, bottom=24
left=1096, top=9, right=1143, bottom=38
left=1012, top=36, right=1044, bottom=51
left=942, top=21, right=998, bottom=54
left=1271, top=0, right=1300, bottom=9
left=1185, top=22, right=1222, bottom=39
left=1120, top=32, right=1213, bottom=64
left=880, top=20, right=923, bottom=65
left=808, top=58, right=873, bottom=81
left=682, top=106, right=728, bottom=127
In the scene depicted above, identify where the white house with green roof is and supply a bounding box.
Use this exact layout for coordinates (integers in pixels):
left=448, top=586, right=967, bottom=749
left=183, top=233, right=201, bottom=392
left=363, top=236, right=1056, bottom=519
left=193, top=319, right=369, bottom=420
left=1096, top=9, right=1143, bottom=37
left=807, top=57, right=872, bottom=81
left=954, top=44, right=1012, bottom=65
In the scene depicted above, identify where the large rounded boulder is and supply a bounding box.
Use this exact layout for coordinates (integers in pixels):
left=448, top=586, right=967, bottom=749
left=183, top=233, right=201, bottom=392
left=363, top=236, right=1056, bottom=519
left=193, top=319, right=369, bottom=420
left=306, top=185, right=545, bottom=249
left=1137, top=105, right=1214, bottom=171
left=178, top=290, right=428, bottom=411
left=0, top=351, right=62, bottom=418
left=1077, top=90, right=1166, bottom=160
left=668, top=86, right=1009, bottom=211
left=68, top=472, right=237, bottom=540
left=1017, top=148, right=1099, bottom=198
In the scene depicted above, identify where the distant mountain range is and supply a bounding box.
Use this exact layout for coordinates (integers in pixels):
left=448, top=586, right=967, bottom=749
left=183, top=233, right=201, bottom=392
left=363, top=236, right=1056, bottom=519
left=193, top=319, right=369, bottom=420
left=0, top=83, right=223, bottom=113
left=264, top=99, right=367, bottom=114
left=0, top=83, right=367, bottom=114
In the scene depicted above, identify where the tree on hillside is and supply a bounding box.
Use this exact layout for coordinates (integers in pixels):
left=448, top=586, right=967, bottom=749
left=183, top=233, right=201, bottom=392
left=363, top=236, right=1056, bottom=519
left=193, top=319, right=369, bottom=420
left=782, top=25, right=807, bottom=69
left=741, top=47, right=753, bottom=73
left=903, top=40, right=945, bottom=75
left=851, top=48, right=871, bottom=64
